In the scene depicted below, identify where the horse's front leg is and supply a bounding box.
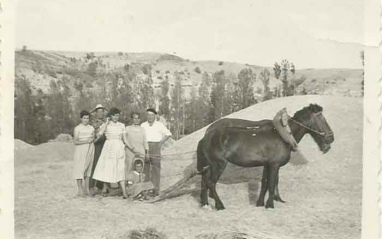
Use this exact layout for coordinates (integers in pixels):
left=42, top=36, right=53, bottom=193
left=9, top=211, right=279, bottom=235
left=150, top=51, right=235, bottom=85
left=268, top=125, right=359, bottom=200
left=274, top=172, right=286, bottom=203
left=265, top=165, right=279, bottom=209
left=256, top=165, right=268, bottom=207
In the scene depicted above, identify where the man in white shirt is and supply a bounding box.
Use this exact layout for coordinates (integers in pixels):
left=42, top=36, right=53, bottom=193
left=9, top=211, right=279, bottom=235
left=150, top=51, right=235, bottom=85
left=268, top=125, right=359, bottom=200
left=141, top=108, right=172, bottom=195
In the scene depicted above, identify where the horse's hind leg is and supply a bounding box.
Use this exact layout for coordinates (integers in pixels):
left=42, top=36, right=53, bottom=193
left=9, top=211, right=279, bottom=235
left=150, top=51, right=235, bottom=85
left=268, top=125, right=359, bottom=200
left=208, top=160, right=228, bottom=210
left=200, top=167, right=211, bottom=207
left=265, top=165, right=279, bottom=209
left=256, top=165, right=269, bottom=207
left=274, top=172, right=286, bottom=203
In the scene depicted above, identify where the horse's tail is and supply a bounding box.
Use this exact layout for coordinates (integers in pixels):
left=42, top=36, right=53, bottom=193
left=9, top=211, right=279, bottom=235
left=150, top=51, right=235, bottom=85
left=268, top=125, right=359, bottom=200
left=196, top=138, right=210, bottom=173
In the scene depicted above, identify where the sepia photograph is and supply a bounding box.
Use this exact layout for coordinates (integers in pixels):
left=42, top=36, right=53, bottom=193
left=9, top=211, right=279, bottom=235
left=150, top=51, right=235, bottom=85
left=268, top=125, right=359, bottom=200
left=4, top=0, right=379, bottom=238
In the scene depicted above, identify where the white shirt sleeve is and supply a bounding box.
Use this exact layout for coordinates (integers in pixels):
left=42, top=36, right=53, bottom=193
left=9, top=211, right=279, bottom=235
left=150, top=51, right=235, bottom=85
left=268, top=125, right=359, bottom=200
left=159, top=122, right=172, bottom=136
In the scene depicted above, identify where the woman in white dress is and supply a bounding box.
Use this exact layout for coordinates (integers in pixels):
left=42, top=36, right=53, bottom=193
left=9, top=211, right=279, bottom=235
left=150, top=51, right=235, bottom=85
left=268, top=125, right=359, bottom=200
left=93, top=107, right=134, bottom=199
left=73, top=110, right=95, bottom=197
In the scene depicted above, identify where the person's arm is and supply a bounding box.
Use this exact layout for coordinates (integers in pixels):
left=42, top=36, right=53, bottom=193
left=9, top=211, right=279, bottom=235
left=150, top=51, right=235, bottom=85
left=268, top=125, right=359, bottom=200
left=122, top=127, right=136, bottom=153
left=97, top=118, right=109, bottom=137
left=142, top=128, right=150, bottom=161
left=73, top=126, right=91, bottom=145
left=159, top=123, right=172, bottom=147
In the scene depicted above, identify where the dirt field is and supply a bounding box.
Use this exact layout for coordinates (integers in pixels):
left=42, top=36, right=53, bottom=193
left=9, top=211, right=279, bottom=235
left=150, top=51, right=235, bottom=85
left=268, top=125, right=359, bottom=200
left=15, top=95, right=362, bottom=239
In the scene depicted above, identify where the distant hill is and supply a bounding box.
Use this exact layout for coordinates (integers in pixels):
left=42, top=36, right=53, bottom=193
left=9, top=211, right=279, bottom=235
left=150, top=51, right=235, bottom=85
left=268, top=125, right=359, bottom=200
left=15, top=49, right=363, bottom=100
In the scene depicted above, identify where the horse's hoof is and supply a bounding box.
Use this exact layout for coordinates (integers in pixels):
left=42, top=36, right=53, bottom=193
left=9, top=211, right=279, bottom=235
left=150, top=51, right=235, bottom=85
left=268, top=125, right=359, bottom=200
left=202, top=205, right=212, bottom=210
left=215, top=204, right=225, bottom=210
left=256, top=201, right=264, bottom=207
left=265, top=202, right=274, bottom=209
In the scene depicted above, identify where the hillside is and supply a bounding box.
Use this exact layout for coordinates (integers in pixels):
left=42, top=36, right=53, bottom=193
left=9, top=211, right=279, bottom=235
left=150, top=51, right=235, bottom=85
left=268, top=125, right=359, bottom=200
left=15, top=49, right=363, bottom=99
left=15, top=95, right=362, bottom=239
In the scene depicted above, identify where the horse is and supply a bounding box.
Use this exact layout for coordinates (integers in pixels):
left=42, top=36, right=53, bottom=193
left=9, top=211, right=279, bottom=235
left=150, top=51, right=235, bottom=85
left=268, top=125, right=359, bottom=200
left=196, top=104, right=334, bottom=210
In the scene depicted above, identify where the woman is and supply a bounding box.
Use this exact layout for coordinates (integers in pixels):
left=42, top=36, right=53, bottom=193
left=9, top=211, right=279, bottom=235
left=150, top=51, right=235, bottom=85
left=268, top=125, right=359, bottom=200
left=92, top=107, right=134, bottom=199
left=73, top=110, right=95, bottom=197
left=124, top=112, right=149, bottom=179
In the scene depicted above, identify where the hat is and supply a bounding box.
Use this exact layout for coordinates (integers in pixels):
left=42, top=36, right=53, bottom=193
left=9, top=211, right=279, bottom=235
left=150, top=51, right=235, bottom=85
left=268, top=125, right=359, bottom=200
left=133, top=157, right=145, bottom=169
left=146, top=108, right=157, bottom=115
left=91, top=104, right=107, bottom=113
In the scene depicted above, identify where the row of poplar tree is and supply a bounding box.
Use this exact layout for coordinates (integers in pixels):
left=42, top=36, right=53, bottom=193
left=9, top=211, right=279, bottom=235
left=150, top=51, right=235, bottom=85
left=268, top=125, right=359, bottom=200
left=15, top=59, right=301, bottom=144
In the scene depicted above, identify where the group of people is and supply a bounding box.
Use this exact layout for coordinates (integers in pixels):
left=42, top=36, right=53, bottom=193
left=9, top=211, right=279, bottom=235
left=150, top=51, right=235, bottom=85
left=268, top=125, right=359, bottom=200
left=72, top=104, right=172, bottom=200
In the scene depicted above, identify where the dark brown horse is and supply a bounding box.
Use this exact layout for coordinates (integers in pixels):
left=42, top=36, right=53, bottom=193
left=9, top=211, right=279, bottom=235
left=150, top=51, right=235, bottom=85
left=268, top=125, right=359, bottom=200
left=196, top=104, right=334, bottom=210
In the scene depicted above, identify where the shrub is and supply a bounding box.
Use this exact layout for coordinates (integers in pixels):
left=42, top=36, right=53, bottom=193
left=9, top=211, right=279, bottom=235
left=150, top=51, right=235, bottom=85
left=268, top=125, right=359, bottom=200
left=194, top=67, right=202, bottom=74
left=124, top=64, right=130, bottom=72
left=142, top=64, right=152, bottom=75
left=46, top=68, right=57, bottom=78
left=218, top=61, right=224, bottom=66
left=124, top=227, right=167, bottom=239
left=53, top=134, right=73, bottom=142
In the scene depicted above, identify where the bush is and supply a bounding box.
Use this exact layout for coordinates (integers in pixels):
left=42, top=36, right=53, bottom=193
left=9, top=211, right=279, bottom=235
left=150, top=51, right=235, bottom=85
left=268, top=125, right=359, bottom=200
left=142, top=64, right=152, bottom=75
left=124, top=227, right=167, bottom=239
left=218, top=61, right=224, bottom=66
left=46, top=68, right=57, bottom=78
left=53, top=134, right=73, bottom=142
left=194, top=67, right=202, bottom=74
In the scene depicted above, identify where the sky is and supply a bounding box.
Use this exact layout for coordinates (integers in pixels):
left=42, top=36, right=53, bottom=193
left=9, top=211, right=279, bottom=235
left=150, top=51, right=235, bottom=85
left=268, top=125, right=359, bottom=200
left=16, top=0, right=372, bottom=69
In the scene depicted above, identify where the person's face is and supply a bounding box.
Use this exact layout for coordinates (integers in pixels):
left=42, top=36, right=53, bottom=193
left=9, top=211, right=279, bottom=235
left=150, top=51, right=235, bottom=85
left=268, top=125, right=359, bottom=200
left=111, top=113, right=120, bottom=122
left=147, top=112, right=156, bottom=123
left=96, top=109, right=104, bottom=119
left=132, top=114, right=141, bottom=125
left=81, top=115, right=90, bottom=125
left=136, top=164, right=143, bottom=173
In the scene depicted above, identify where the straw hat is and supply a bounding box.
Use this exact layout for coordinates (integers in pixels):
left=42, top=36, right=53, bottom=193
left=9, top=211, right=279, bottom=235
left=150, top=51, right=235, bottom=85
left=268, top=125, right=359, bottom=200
left=91, top=104, right=107, bottom=113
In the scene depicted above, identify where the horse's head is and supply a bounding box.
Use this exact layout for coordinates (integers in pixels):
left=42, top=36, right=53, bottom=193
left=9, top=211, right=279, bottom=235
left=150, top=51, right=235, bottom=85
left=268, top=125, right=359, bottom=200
left=293, top=104, right=334, bottom=154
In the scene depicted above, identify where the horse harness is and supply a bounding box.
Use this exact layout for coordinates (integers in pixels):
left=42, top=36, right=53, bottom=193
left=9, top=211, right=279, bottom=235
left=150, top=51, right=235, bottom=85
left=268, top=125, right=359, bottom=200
left=226, top=112, right=328, bottom=138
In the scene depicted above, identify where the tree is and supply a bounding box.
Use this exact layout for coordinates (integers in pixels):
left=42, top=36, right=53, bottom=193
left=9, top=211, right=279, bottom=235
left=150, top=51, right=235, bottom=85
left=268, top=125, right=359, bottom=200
left=171, top=73, right=184, bottom=139
left=185, top=85, right=199, bottom=133
left=290, top=63, right=295, bottom=74
left=87, top=61, right=98, bottom=77
left=273, top=62, right=281, bottom=79
left=210, top=70, right=230, bottom=121
left=86, top=52, right=95, bottom=60
left=46, top=79, right=75, bottom=137
left=197, top=73, right=213, bottom=128
left=14, top=76, right=34, bottom=142
left=159, top=79, right=171, bottom=121
left=237, top=68, right=256, bottom=108
left=259, top=68, right=272, bottom=101
left=280, top=59, right=290, bottom=96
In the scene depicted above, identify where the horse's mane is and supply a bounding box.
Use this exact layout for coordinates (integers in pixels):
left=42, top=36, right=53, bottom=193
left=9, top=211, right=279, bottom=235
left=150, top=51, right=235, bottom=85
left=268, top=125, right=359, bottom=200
left=292, top=104, right=323, bottom=120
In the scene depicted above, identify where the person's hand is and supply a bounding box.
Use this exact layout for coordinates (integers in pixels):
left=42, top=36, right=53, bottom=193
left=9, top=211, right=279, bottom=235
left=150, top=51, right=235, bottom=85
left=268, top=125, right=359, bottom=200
left=144, top=154, right=150, bottom=162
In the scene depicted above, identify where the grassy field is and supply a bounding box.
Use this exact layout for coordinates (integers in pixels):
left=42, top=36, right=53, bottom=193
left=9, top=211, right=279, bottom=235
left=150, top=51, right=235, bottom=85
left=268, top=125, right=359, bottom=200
left=15, top=95, right=362, bottom=239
